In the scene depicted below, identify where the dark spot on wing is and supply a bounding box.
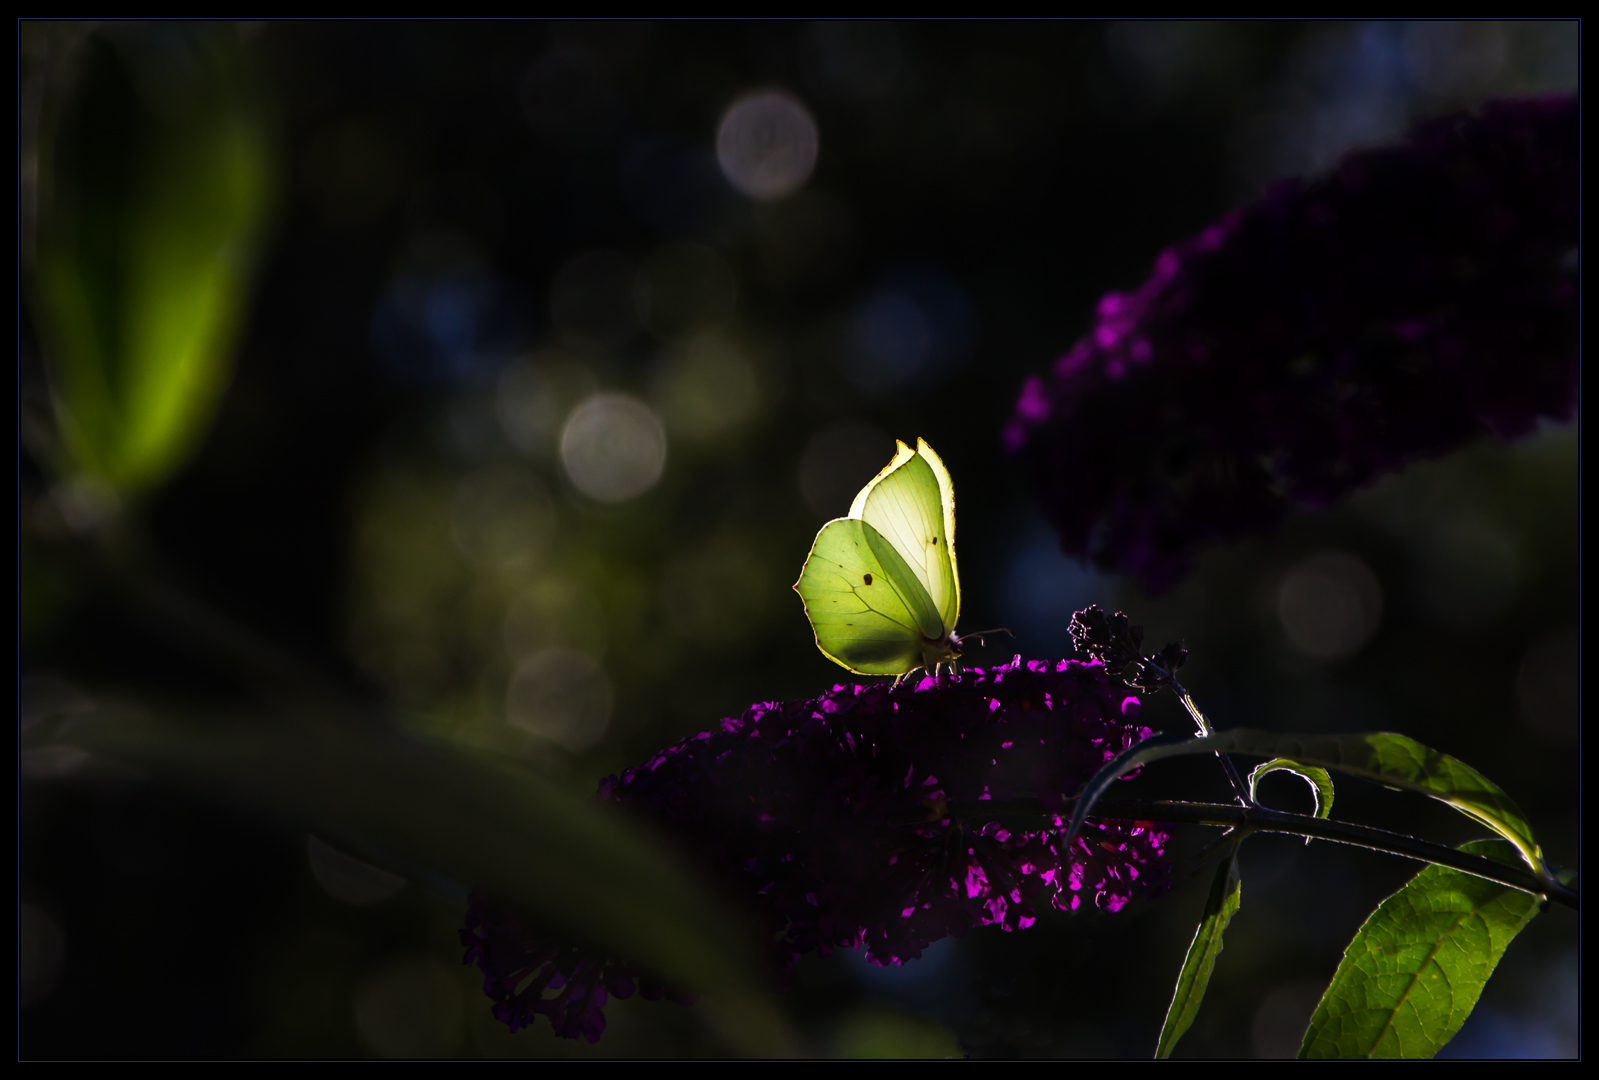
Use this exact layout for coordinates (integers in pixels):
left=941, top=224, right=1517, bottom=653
left=863, top=573, right=873, bottom=585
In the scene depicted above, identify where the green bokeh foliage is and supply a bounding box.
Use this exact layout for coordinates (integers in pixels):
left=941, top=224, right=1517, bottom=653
left=67, top=709, right=789, bottom=1055
left=29, top=26, right=274, bottom=498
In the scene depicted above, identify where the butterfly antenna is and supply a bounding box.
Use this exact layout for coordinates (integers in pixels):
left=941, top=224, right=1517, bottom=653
left=962, top=628, right=1015, bottom=649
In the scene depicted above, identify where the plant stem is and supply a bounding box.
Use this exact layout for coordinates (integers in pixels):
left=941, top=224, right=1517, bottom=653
left=939, top=797, right=1579, bottom=911
left=1170, top=680, right=1251, bottom=808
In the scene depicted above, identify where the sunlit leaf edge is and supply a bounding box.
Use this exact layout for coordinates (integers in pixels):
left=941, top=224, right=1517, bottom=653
left=1064, top=730, right=1547, bottom=882
left=1154, top=844, right=1242, bottom=1059
left=1297, top=838, right=1542, bottom=1060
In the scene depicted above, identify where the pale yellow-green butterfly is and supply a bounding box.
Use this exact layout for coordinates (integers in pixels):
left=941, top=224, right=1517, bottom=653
left=793, top=437, right=1009, bottom=684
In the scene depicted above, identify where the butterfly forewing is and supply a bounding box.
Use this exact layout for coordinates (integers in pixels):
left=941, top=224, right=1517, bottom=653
left=852, top=443, right=959, bottom=634
left=915, top=438, right=960, bottom=630
left=795, top=517, right=943, bottom=675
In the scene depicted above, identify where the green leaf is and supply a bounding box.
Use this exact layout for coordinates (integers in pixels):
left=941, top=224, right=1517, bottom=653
left=1298, top=839, right=1541, bottom=1060
left=1064, top=730, right=1546, bottom=881
left=28, top=28, right=274, bottom=498
left=67, top=710, right=792, bottom=1055
left=1155, top=844, right=1243, bottom=1059
left=1248, top=758, right=1335, bottom=837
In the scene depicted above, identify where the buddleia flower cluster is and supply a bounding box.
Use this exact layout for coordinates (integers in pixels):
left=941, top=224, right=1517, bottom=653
left=459, top=902, right=693, bottom=1043
left=1005, top=95, right=1578, bottom=593
left=463, top=657, right=1170, bottom=1041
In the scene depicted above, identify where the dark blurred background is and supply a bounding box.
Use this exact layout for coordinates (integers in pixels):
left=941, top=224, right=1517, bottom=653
left=20, top=21, right=1577, bottom=1058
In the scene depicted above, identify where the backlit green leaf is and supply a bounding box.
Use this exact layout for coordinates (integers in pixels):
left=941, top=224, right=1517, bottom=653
left=29, top=27, right=274, bottom=498
left=1248, top=758, right=1334, bottom=834
left=1155, top=845, right=1242, bottom=1059
left=1298, top=839, right=1541, bottom=1060
left=1064, top=730, right=1546, bottom=882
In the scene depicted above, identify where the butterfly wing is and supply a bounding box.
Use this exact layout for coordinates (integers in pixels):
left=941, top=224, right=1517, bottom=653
left=795, top=517, right=944, bottom=675
left=849, top=439, right=960, bottom=634
left=914, top=438, right=960, bottom=629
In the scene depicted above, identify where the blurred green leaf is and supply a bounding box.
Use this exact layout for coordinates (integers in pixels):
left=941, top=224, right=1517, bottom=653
left=67, top=710, right=792, bottom=1056
left=1155, top=844, right=1242, bottom=1059
left=832, top=1006, right=963, bottom=1059
left=1066, top=730, right=1547, bottom=881
left=1298, top=839, right=1541, bottom=1060
left=29, top=26, right=273, bottom=497
left=1248, top=758, right=1334, bottom=832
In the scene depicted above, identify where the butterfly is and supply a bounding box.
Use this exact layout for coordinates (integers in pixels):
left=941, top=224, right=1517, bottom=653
left=794, top=437, right=1008, bottom=684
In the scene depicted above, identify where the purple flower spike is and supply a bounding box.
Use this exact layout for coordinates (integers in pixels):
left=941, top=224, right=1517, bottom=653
left=461, top=894, right=689, bottom=1044
left=464, top=657, right=1169, bottom=1040
left=1006, top=96, right=1578, bottom=593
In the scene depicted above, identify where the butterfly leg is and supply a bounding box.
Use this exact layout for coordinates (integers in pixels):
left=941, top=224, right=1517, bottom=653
left=892, top=667, right=923, bottom=690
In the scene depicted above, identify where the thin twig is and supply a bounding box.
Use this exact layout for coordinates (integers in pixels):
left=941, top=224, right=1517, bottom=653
left=928, top=797, right=1579, bottom=910
left=1172, top=681, right=1251, bottom=807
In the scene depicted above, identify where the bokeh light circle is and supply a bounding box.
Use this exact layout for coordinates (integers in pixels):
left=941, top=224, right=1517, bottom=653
left=1276, top=550, right=1383, bottom=660
left=354, top=958, right=463, bottom=1058
left=559, top=393, right=668, bottom=502
left=306, top=835, right=407, bottom=906
left=506, top=647, right=614, bottom=751
left=716, top=90, right=819, bottom=201
left=653, top=334, right=760, bottom=442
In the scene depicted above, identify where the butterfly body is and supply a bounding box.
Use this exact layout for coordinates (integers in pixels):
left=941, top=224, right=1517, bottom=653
left=795, top=438, right=979, bottom=683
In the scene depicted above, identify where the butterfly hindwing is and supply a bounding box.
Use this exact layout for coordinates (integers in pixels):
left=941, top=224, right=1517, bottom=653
left=794, top=517, right=943, bottom=675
